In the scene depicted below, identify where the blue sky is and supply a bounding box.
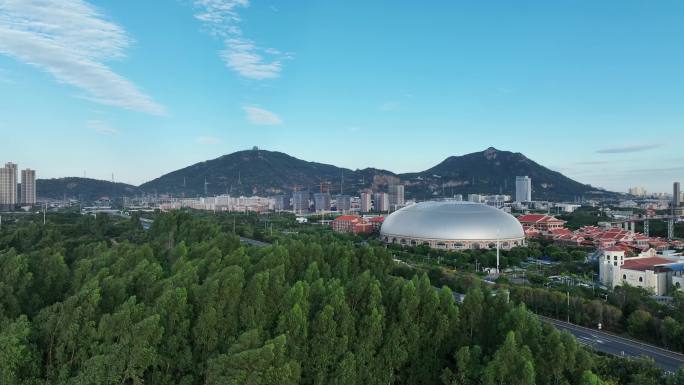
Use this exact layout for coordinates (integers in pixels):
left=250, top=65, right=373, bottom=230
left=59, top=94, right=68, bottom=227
left=1, top=0, right=683, bottom=193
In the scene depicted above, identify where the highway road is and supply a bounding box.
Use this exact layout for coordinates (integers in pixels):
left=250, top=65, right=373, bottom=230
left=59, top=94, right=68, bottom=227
left=541, top=316, right=684, bottom=373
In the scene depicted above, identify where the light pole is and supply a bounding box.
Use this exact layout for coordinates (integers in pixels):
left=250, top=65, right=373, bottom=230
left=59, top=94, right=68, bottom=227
left=496, top=228, right=500, bottom=275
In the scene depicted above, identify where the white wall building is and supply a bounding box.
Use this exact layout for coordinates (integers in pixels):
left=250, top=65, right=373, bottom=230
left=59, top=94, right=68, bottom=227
left=515, top=176, right=532, bottom=203
left=599, top=248, right=682, bottom=295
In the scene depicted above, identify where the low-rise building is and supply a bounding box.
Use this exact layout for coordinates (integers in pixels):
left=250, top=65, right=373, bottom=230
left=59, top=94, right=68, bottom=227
left=599, top=248, right=684, bottom=295
left=331, top=215, right=374, bottom=234
left=517, top=214, right=566, bottom=233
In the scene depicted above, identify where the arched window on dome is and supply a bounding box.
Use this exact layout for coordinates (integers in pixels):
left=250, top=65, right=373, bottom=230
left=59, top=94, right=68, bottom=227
left=472, top=243, right=481, bottom=250
left=454, top=242, right=465, bottom=249
left=488, top=243, right=496, bottom=249
left=410, top=240, right=417, bottom=246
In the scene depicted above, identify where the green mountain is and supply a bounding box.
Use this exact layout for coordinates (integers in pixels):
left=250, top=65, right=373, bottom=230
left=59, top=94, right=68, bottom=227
left=39, top=147, right=614, bottom=201
left=37, top=177, right=141, bottom=201
left=139, top=149, right=398, bottom=197
left=399, top=147, right=610, bottom=201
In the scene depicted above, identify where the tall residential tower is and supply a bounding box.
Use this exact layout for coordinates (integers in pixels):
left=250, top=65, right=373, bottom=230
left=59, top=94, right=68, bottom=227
left=515, top=176, right=532, bottom=203
left=21, top=168, right=36, bottom=205
left=388, top=184, right=405, bottom=209
left=674, top=182, right=681, bottom=208
left=0, top=162, right=18, bottom=209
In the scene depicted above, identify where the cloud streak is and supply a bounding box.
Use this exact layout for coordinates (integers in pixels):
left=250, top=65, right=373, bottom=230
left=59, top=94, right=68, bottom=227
left=596, top=143, right=663, bottom=154
left=243, top=106, right=282, bottom=125
left=193, top=0, right=287, bottom=80
left=87, top=120, right=119, bottom=135
left=0, top=0, right=165, bottom=115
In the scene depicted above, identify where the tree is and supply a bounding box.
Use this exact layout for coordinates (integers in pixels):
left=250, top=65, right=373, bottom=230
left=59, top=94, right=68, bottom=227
left=0, top=315, right=36, bottom=384
left=461, top=287, right=484, bottom=343
left=205, top=331, right=299, bottom=385
left=627, top=310, right=653, bottom=340
left=483, top=331, right=535, bottom=385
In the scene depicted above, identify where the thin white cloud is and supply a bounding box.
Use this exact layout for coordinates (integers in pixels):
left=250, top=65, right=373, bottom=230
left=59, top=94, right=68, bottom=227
left=0, top=0, right=165, bottom=115
left=87, top=120, right=119, bottom=135
left=196, top=135, right=222, bottom=145
left=243, top=106, right=282, bottom=125
left=193, top=0, right=288, bottom=80
left=596, top=143, right=664, bottom=154
left=380, top=101, right=400, bottom=111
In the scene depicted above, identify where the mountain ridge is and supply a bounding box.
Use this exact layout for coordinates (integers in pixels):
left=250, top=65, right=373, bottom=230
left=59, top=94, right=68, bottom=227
left=39, top=147, right=617, bottom=201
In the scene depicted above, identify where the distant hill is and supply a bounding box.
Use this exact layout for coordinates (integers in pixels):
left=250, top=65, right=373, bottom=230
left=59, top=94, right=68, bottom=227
left=37, top=178, right=141, bottom=201
left=139, top=149, right=397, bottom=197
left=42, top=147, right=616, bottom=202
left=399, top=147, right=610, bottom=201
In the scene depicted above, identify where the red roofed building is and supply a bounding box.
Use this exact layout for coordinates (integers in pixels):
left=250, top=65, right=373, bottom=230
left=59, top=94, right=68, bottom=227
left=332, top=215, right=380, bottom=234
left=517, top=214, right=566, bottom=233
left=600, top=248, right=680, bottom=295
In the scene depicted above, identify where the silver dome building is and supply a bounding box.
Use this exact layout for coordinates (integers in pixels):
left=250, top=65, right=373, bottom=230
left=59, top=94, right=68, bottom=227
left=380, top=201, right=525, bottom=250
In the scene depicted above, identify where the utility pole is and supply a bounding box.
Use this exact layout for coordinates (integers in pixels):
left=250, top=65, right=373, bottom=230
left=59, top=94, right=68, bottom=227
left=567, top=291, right=570, bottom=323
left=496, top=228, right=500, bottom=274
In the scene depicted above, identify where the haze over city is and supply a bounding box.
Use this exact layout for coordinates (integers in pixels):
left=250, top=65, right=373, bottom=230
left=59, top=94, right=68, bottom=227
left=1, top=1, right=683, bottom=192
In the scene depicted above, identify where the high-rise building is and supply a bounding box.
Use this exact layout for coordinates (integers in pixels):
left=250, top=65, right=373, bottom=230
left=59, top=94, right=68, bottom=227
left=628, top=186, right=647, bottom=197
left=360, top=192, right=372, bottom=212
left=273, top=194, right=291, bottom=211
left=313, top=192, right=331, bottom=212
left=292, top=191, right=310, bottom=213
left=388, top=184, right=405, bottom=208
left=453, top=194, right=463, bottom=201
left=0, top=162, right=18, bottom=208
left=335, top=194, right=351, bottom=212
left=20, top=168, right=36, bottom=205
left=515, top=176, right=532, bottom=203
left=674, top=182, right=681, bottom=208
left=374, top=192, right=389, bottom=212
left=468, top=194, right=482, bottom=203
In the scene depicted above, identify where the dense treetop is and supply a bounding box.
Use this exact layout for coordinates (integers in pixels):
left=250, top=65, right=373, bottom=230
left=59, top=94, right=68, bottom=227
left=0, top=211, right=678, bottom=384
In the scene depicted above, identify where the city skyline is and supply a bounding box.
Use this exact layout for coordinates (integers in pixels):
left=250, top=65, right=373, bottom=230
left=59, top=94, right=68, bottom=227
left=2, top=1, right=684, bottom=192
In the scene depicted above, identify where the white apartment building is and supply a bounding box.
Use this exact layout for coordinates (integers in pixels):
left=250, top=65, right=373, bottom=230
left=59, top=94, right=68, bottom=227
left=515, top=176, right=532, bottom=203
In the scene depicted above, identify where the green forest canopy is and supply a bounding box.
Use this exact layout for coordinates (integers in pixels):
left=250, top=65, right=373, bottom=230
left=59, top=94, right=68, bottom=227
left=0, top=211, right=681, bottom=385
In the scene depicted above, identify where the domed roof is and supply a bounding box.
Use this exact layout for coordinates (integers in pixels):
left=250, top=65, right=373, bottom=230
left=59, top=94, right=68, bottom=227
left=380, top=201, right=524, bottom=241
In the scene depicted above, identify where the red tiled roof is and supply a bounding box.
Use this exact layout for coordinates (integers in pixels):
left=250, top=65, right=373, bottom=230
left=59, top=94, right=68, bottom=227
left=334, top=215, right=361, bottom=222
left=622, top=256, right=674, bottom=271
left=602, top=247, right=625, bottom=252
left=517, top=214, right=565, bottom=223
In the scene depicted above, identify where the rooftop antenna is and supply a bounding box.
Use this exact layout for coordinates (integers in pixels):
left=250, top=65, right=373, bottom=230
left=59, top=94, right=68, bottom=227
left=111, top=173, right=114, bottom=183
